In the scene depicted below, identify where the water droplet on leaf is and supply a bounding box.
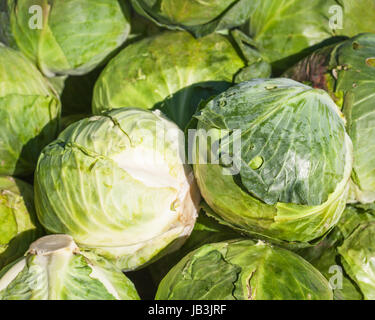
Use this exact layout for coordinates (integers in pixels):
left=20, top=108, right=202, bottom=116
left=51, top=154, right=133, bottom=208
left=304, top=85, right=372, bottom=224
left=249, top=156, right=263, bottom=170
left=366, top=57, right=375, bottom=67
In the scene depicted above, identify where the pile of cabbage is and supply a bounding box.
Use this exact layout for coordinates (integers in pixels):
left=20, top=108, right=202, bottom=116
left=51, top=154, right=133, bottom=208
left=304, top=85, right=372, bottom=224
left=0, top=0, right=374, bottom=300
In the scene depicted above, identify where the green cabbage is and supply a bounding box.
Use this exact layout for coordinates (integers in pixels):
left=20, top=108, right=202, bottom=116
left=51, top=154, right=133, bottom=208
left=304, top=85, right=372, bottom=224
left=285, top=33, right=375, bottom=204
left=1, top=0, right=131, bottom=76
left=35, top=108, right=200, bottom=271
left=0, top=235, right=140, bottom=300
left=156, top=239, right=333, bottom=300
left=300, top=203, right=375, bottom=300
left=242, top=0, right=375, bottom=73
left=0, top=44, right=60, bottom=176
left=0, top=176, right=43, bottom=270
left=192, top=78, right=353, bottom=246
left=131, top=0, right=253, bottom=37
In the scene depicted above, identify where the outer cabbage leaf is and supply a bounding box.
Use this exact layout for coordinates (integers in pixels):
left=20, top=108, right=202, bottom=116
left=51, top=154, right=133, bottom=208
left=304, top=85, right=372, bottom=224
left=1, top=0, right=131, bottom=76
left=0, top=177, right=43, bottom=270
left=0, top=44, right=60, bottom=176
left=299, top=204, right=375, bottom=300
left=242, top=0, right=375, bottom=73
left=338, top=215, right=375, bottom=299
left=131, top=0, right=254, bottom=37
left=156, top=239, right=333, bottom=300
left=0, top=235, right=139, bottom=300
left=285, top=33, right=375, bottom=204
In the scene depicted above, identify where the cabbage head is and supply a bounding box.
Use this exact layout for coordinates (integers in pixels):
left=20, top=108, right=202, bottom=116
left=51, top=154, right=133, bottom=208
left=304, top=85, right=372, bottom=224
left=300, top=203, right=375, bottom=300
left=242, top=0, right=375, bottom=73
left=35, top=108, right=200, bottom=271
left=155, top=239, right=333, bottom=300
left=0, top=176, right=43, bottom=270
left=131, top=0, right=253, bottom=37
left=0, top=44, right=60, bottom=176
left=0, top=235, right=140, bottom=300
left=192, top=78, right=353, bottom=246
left=285, top=33, right=375, bottom=204
left=0, top=0, right=131, bottom=76
left=93, top=31, right=270, bottom=129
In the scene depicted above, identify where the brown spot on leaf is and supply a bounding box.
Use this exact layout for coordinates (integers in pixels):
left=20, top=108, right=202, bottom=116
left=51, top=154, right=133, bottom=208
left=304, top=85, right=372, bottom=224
left=284, top=48, right=331, bottom=91
left=352, top=42, right=360, bottom=50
